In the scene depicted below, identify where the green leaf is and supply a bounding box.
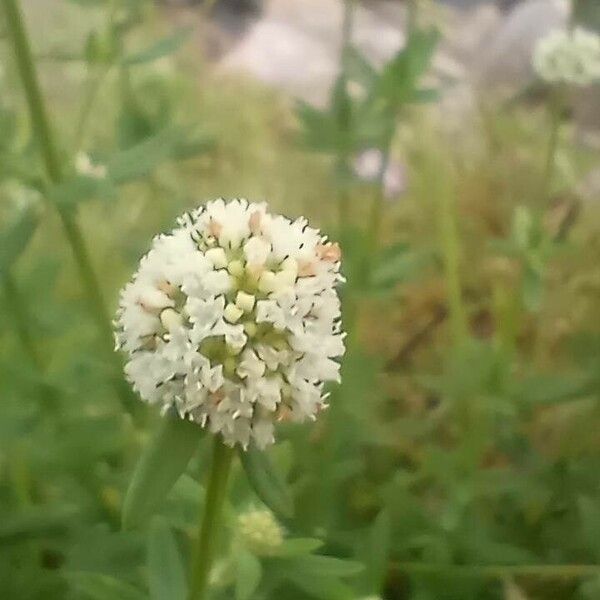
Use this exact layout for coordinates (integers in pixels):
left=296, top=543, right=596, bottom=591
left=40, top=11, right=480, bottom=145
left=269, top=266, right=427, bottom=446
left=0, top=505, right=78, bottom=545
left=273, top=538, right=324, bottom=557
left=579, top=496, right=600, bottom=561
left=296, top=101, right=338, bottom=153
left=238, top=446, right=294, bottom=521
left=148, top=518, right=187, bottom=600
left=49, top=175, right=115, bottom=210
left=65, top=572, right=146, bottom=600
left=573, top=1, right=600, bottom=32
left=286, top=571, right=355, bottom=600
left=122, top=415, right=202, bottom=529
left=235, top=548, right=262, bottom=600
left=579, top=575, right=600, bottom=600
left=512, top=373, right=593, bottom=406
left=377, top=28, right=439, bottom=108
left=65, top=0, right=106, bottom=6
left=411, top=87, right=440, bottom=103
left=84, top=29, right=119, bottom=66
left=123, top=27, right=193, bottom=66
left=108, top=126, right=210, bottom=184
left=288, top=555, right=364, bottom=577
left=371, top=245, right=434, bottom=291
left=363, top=509, right=391, bottom=593
left=346, top=47, right=378, bottom=90
left=0, top=207, right=38, bottom=274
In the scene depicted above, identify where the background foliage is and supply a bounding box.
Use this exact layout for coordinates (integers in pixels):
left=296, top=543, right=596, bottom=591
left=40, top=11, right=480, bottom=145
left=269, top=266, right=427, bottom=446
left=2, top=0, right=600, bottom=599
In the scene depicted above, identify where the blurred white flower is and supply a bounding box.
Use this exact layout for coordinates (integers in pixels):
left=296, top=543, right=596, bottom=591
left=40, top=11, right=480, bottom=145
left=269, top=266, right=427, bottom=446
left=75, top=152, right=107, bottom=179
left=533, top=27, right=600, bottom=86
left=0, top=180, right=42, bottom=216
left=115, top=199, right=345, bottom=449
left=353, top=148, right=407, bottom=200
left=237, top=507, right=284, bottom=555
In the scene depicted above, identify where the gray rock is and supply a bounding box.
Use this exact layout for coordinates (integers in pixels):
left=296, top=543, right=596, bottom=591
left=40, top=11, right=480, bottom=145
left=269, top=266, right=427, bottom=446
left=219, top=0, right=405, bottom=107
left=475, top=0, right=569, bottom=89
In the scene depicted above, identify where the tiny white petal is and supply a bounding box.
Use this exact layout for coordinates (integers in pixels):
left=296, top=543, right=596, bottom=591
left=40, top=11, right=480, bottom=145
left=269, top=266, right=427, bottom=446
left=236, top=291, right=256, bottom=312
left=224, top=303, right=243, bottom=323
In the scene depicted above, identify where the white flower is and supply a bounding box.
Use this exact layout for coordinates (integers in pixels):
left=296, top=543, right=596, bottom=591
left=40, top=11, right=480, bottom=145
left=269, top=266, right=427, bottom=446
left=115, top=199, right=345, bottom=449
left=533, top=27, right=600, bottom=86
left=237, top=508, right=284, bottom=556
left=75, top=152, right=107, bottom=179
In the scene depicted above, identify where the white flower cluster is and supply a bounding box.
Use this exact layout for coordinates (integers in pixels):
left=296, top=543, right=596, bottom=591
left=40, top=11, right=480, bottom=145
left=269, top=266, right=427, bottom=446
left=237, top=508, right=284, bottom=556
left=115, top=199, right=345, bottom=449
left=533, top=27, right=600, bottom=86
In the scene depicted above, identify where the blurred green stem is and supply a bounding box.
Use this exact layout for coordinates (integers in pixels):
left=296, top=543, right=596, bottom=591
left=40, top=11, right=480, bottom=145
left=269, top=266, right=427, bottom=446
left=540, top=90, right=563, bottom=205
left=364, top=127, right=394, bottom=282
left=436, top=173, right=467, bottom=346
left=189, top=439, right=234, bottom=600
left=2, top=270, right=60, bottom=411
left=492, top=280, right=520, bottom=356
left=1, top=0, right=134, bottom=412
left=335, top=0, right=356, bottom=231
left=407, top=0, right=419, bottom=32
left=74, top=66, right=111, bottom=150
left=2, top=270, right=43, bottom=372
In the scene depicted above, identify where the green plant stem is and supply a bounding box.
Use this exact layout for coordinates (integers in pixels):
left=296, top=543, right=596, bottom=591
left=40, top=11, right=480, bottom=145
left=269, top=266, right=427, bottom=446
left=2, top=269, right=60, bottom=411
left=368, top=130, right=396, bottom=255
left=1, top=0, right=63, bottom=182
left=189, top=439, right=234, bottom=600
left=407, top=0, right=419, bottom=32
left=1, top=0, right=134, bottom=412
left=2, top=270, right=43, bottom=371
left=540, top=90, right=563, bottom=205
left=335, top=0, right=356, bottom=232
left=393, top=561, right=600, bottom=580
left=436, top=179, right=467, bottom=346
left=74, top=66, right=111, bottom=150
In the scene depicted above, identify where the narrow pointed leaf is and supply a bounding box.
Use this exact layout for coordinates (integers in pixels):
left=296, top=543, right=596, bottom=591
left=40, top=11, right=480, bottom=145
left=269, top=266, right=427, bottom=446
left=148, top=518, right=187, bottom=600
left=363, top=509, right=391, bottom=593
left=235, top=548, right=262, bottom=600
left=239, top=446, right=293, bottom=520
left=0, top=207, right=38, bottom=274
left=286, top=571, right=355, bottom=600
left=273, top=538, right=324, bottom=557
left=124, top=27, right=193, bottom=66
left=66, top=572, right=146, bottom=600
left=0, top=505, right=78, bottom=544
left=289, top=555, right=364, bottom=577
left=122, top=415, right=202, bottom=529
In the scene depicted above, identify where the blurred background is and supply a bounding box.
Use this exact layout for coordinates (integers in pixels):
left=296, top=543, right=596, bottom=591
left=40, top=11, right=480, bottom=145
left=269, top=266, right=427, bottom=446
left=2, top=0, right=600, bottom=598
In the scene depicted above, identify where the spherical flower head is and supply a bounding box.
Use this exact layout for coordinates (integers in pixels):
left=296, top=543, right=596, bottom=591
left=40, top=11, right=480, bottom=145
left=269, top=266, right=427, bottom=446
left=236, top=508, right=284, bottom=556
left=533, top=27, right=600, bottom=86
left=115, top=199, right=345, bottom=449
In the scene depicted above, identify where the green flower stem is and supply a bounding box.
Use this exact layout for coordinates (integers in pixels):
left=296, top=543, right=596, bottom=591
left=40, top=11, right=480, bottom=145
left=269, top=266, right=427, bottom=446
left=1, top=0, right=63, bottom=182
left=407, top=0, right=419, bottom=32
left=363, top=127, right=394, bottom=285
left=367, top=137, right=392, bottom=249
left=2, top=269, right=59, bottom=411
left=335, top=0, right=356, bottom=232
left=540, top=89, right=564, bottom=205
left=436, top=180, right=467, bottom=347
left=1, top=0, right=134, bottom=412
left=73, top=65, right=111, bottom=150
left=2, top=270, right=43, bottom=372
left=189, top=439, right=235, bottom=600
